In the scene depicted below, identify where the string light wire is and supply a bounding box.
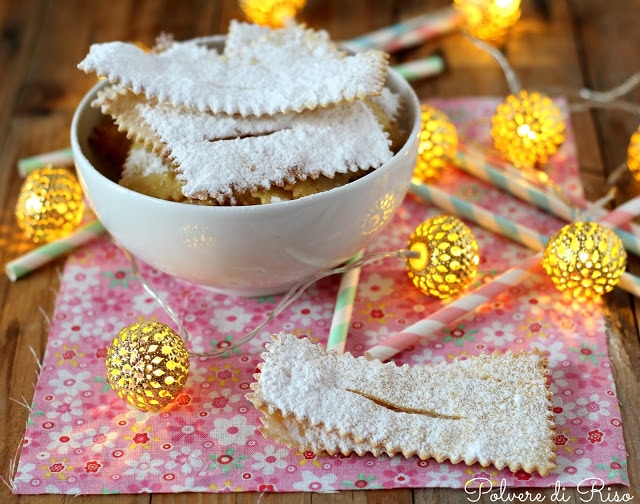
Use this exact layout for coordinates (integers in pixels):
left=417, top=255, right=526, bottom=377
left=468, top=32, right=640, bottom=190
left=577, top=72, right=640, bottom=103
left=118, top=38, right=640, bottom=360
left=122, top=246, right=418, bottom=358
left=465, top=33, right=521, bottom=93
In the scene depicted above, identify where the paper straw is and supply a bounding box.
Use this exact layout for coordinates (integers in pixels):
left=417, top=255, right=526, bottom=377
left=410, top=180, right=640, bottom=298
left=365, top=253, right=543, bottom=362
left=599, top=195, right=640, bottom=227
left=458, top=141, right=640, bottom=229
left=410, top=180, right=546, bottom=251
left=455, top=142, right=640, bottom=257
left=5, top=219, right=106, bottom=281
left=17, top=147, right=74, bottom=177
left=392, top=55, right=445, bottom=81
left=381, top=13, right=461, bottom=53
left=366, top=185, right=640, bottom=362
left=326, top=250, right=364, bottom=353
left=345, top=7, right=461, bottom=52
left=456, top=143, right=577, bottom=221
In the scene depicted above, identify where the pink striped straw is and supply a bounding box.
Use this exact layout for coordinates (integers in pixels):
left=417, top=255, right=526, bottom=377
left=381, top=13, right=461, bottom=53
left=345, top=7, right=461, bottom=53
left=365, top=195, right=640, bottom=362
left=364, top=254, right=542, bottom=362
left=599, top=195, right=640, bottom=227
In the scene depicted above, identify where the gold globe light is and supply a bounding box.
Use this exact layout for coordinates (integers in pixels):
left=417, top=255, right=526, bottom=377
left=238, top=0, right=306, bottom=27
left=626, top=125, right=640, bottom=183
left=542, top=221, right=627, bottom=301
left=106, top=321, right=190, bottom=412
left=413, top=104, right=459, bottom=183
left=15, top=166, right=85, bottom=244
left=406, top=215, right=480, bottom=299
left=491, top=89, right=566, bottom=170
left=454, top=0, right=522, bottom=46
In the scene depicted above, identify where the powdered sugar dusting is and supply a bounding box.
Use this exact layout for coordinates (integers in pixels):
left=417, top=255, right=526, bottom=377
left=77, top=22, right=388, bottom=116
left=370, top=88, right=402, bottom=120
left=81, top=21, right=401, bottom=203
left=122, top=144, right=170, bottom=178
left=138, top=99, right=393, bottom=202
left=247, top=333, right=556, bottom=476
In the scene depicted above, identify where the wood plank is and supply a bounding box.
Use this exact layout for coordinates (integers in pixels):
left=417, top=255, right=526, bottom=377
left=0, top=2, right=638, bottom=503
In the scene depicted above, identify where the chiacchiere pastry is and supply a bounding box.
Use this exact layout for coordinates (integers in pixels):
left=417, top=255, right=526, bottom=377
left=247, top=333, right=557, bottom=477
left=78, top=21, right=402, bottom=205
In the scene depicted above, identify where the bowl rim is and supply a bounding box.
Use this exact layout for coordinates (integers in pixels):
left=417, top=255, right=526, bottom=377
left=70, top=48, right=421, bottom=216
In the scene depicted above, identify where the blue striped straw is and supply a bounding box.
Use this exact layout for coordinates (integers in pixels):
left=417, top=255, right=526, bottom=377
left=344, top=7, right=460, bottom=53
left=455, top=145, right=578, bottom=221
left=455, top=143, right=640, bottom=258
left=410, top=180, right=640, bottom=297
left=18, top=147, right=74, bottom=177
left=410, top=180, right=549, bottom=250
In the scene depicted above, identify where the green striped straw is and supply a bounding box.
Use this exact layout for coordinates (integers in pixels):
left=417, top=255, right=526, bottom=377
left=392, top=55, right=445, bottom=82
left=345, top=7, right=459, bottom=52
left=410, top=180, right=546, bottom=251
left=455, top=142, right=640, bottom=257
left=326, top=250, right=364, bottom=353
left=17, top=147, right=74, bottom=177
left=5, top=219, right=106, bottom=281
left=410, top=180, right=640, bottom=297
left=455, top=144, right=578, bottom=221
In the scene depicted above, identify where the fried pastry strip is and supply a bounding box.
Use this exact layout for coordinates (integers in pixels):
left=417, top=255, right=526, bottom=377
left=247, top=333, right=557, bottom=477
left=78, top=21, right=388, bottom=116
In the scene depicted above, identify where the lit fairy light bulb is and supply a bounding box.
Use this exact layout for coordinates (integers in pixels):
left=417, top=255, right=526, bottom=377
left=106, top=321, right=190, bottom=412
left=542, top=221, right=627, bottom=301
left=238, top=0, right=307, bottom=27
left=626, top=124, right=640, bottom=183
left=413, top=104, right=459, bottom=183
left=454, top=0, right=522, bottom=45
left=491, top=89, right=566, bottom=170
left=14, top=165, right=85, bottom=244
left=405, top=215, right=480, bottom=299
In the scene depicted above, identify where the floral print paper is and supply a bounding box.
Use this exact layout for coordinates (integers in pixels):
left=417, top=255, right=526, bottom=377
left=12, top=98, right=629, bottom=495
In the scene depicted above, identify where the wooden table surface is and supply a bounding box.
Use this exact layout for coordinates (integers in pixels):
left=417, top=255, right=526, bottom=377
left=1, top=0, right=638, bottom=502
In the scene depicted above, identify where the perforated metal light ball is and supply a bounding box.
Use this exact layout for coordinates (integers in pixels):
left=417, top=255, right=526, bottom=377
left=406, top=215, right=480, bottom=299
left=15, top=166, right=85, bottom=244
left=491, top=89, right=566, bottom=170
left=542, top=221, right=627, bottom=301
left=238, top=0, right=306, bottom=27
left=413, top=104, right=459, bottom=183
left=626, top=125, right=640, bottom=183
left=106, top=321, right=190, bottom=412
left=454, top=0, right=522, bottom=46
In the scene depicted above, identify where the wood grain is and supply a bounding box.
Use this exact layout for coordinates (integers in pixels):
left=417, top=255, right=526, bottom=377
left=0, top=1, right=638, bottom=503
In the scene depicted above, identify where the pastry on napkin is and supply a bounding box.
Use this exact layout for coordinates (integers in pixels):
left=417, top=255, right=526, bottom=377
left=247, top=332, right=557, bottom=477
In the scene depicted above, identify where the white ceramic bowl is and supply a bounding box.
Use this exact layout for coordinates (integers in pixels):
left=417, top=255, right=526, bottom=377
left=70, top=44, right=421, bottom=297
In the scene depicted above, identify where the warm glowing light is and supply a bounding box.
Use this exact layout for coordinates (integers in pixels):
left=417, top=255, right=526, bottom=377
left=106, top=321, right=190, bottom=412
left=362, top=192, right=397, bottom=236
left=454, top=0, right=521, bottom=45
left=542, top=221, right=627, bottom=301
left=626, top=125, right=640, bottom=183
left=238, top=0, right=307, bottom=27
left=490, top=89, right=566, bottom=170
left=413, top=104, right=459, bottom=183
left=406, top=215, right=480, bottom=299
left=15, top=166, right=85, bottom=244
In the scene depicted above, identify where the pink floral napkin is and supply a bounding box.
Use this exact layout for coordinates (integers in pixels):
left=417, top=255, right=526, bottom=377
left=12, top=98, right=629, bottom=495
